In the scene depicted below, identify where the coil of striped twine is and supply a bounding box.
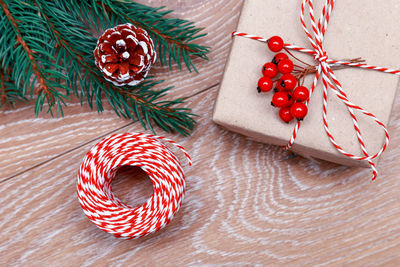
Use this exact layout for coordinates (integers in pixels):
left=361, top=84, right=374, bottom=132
left=77, top=132, right=192, bottom=239
left=233, top=0, right=400, bottom=180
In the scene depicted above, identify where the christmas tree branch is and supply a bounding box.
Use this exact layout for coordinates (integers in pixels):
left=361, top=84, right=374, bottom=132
left=95, top=1, right=200, bottom=53
left=80, top=0, right=210, bottom=72
left=34, top=0, right=196, bottom=135
left=0, top=0, right=68, bottom=115
left=0, top=67, right=26, bottom=106
left=0, top=71, right=5, bottom=104
left=0, top=0, right=207, bottom=135
left=38, top=1, right=171, bottom=111
left=105, top=82, right=196, bottom=135
left=0, top=0, right=48, bottom=96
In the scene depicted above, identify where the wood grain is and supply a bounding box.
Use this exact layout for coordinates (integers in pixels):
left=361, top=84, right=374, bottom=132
left=1, top=0, right=400, bottom=266
left=2, top=86, right=400, bottom=266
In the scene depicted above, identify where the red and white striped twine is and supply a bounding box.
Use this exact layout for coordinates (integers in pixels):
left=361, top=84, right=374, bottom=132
left=77, top=132, right=191, bottom=239
left=233, top=0, right=400, bottom=180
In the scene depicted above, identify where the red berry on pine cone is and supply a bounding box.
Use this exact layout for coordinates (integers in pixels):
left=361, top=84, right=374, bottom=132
left=290, top=102, right=308, bottom=120
left=279, top=107, right=294, bottom=123
left=272, top=53, right=289, bottom=65
left=280, top=74, right=297, bottom=91
left=278, top=58, right=294, bottom=74
left=293, top=86, right=310, bottom=102
left=262, top=62, right=278, bottom=78
left=257, top=76, right=273, bottom=93
left=94, top=23, right=156, bottom=86
left=268, top=36, right=284, bottom=52
left=271, top=91, right=291, bottom=108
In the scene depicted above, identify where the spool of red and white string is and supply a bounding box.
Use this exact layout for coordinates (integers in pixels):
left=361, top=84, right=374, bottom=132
left=76, top=132, right=191, bottom=239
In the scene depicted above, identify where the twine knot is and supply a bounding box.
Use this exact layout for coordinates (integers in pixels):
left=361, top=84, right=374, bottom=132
left=314, top=50, right=328, bottom=63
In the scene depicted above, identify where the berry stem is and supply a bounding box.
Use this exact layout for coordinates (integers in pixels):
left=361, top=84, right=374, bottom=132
left=294, top=57, right=365, bottom=81
left=293, top=64, right=305, bottom=70
left=283, top=47, right=314, bottom=67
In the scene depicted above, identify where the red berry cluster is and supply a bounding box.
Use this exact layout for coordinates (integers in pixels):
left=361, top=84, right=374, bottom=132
left=257, top=36, right=310, bottom=123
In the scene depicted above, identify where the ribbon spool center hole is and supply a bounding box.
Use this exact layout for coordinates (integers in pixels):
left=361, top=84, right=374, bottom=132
left=111, top=166, right=154, bottom=208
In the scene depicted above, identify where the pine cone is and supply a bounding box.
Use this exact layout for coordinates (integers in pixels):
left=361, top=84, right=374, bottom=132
left=94, top=23, right=156, bottom=87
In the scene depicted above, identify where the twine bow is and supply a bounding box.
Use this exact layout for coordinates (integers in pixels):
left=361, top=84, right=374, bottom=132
left=233, top=0, right=400, bottom=180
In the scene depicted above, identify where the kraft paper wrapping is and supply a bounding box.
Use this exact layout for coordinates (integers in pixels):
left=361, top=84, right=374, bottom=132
left=213, top=0, right=400, bottom=167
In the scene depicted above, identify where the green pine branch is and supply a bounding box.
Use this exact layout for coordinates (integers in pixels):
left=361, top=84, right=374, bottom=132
left=79, top=0, right=210, bottom=72
left=0, top=0, right=209, bottom=136
left=0, top=68, right=25, bottom=106
left=0, top=0, right=68, bottom=115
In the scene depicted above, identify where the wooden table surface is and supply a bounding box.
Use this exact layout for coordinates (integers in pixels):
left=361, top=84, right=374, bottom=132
left=1, top=1, right=400, bottom=266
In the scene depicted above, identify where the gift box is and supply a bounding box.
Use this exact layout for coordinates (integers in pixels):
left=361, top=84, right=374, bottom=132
left=213, top=0, right=400, bottom=167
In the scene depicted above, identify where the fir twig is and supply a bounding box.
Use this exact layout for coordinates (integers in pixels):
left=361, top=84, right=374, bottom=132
left=0, top=67, right=25, bottom=106
left=1, top=1, right=45, bottom=95
left=0, top=71, right=4, bottom=104
left=80, top=0, right=210, bottom=72
left=0, top=0, right=68, bottom=115
left=10, top=0, right=206, bottom=135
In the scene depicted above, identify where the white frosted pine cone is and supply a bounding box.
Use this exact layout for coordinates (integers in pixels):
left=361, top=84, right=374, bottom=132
left=94, top=23, right=157, bottom=86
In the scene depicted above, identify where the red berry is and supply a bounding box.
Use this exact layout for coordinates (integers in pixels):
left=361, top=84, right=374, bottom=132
left=268, top=36, right=284, bottom=52
left=262, top=62, right=278, bottom=78
left=279, top=107, right=294, bottom=123
left=272, top=53, right=289, bottom=65
left=271, top=92, right=291, bottom=108
left=290, top=102, right=308, bottom=120
left=257, top=77, right=273, bottom=93
left=293, top=86, right=310, bottom=102
left=275, top=82, right=285, bottom=92
left=278, top=58, right=294, bottom=74
left=286, top=92, right=295, bottom=107
left=280, top=74, right=297, bottom=91
left=274, top=81, right=285, bottom=93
